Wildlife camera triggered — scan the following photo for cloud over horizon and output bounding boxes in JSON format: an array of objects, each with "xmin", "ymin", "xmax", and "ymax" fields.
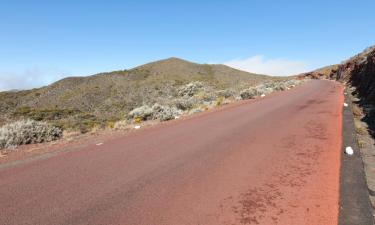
[
  {"xmin": 224, "ymin": 55, "xmax": 311, "ymax": 76},
  {"xmin": 0, "ymin": 68, "xmax": 68, "ymax": 92}
]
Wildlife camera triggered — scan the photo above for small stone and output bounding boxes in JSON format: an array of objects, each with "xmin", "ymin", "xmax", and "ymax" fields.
[{"xmin": 345, "ymin": 146, "xmax": 354, "ymax": 155}]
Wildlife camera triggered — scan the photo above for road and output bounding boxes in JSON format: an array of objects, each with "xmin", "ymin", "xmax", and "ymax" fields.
[{"xmin": 0, "ymin": 80, "xmax": 343, "ymax": 225}]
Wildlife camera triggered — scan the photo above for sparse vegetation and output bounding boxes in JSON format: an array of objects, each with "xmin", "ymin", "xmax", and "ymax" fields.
[
  {"xmin": 0, "ymin": 58, "xmax": 273, "ymax": 131},
  {"xmin": 113, "ymin": 120, "xmax": 128, "ymax": 130},
  {"xmin": 354, "ymin": 120, "xmax": 367, "ymax": 135},
  {"xmin": 151, "ymin": 104, "xmax": 182, "ymax": 121},
  {"xmin": 357, "ymin": 139, "xmax": 365, "ymax": 148},
  {"xmin": 0, "ymin": 57, "xmax": 306, "ymax": 149},
  {"xmin": 239, "ymin": 79, "xmax": 303, "ymax": 100},
  {"xmin": 128, "ymin": 105, "xmax": 154, "ymax": 120},
  {"xmin": 0, "ymin": 119, "xmax": 62, "ymax": 149},
  {"xmin": 352, "ymin": 104, "xmax": 363, "ymax": 118},
  {"xmin": 177, "ymin": 81, "xmax": 204, "ymax": 97},
  {"xmin": 134, "ymin": 117, "xmax": 142, "ymax": 124}
]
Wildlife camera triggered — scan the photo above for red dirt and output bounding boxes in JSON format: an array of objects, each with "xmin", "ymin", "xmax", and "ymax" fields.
[{"xmin": 0, "ymin": 80, "xmax": 343, "ymax": 225}]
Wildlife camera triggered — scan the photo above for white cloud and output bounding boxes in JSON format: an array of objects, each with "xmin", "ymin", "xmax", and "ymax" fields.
[
  {"xmin": 0, "ymin": 68, "xmax": 69, "ymax": 91},
  {"xmin": 224, "ymin": 55, "xmax": 311, "ymax": 76}
]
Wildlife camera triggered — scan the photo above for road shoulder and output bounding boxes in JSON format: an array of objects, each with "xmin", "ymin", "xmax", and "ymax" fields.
[{"xmin": 338, "ymin": 89, "xmax": 373, "ymax": 225}]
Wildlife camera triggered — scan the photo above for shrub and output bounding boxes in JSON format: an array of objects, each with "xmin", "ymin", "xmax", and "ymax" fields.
[
  {"xmin": 352, "ymin": 104, "xmax": 363, "ymax": 118},
  {"xmin": 238, "ymin": 79, "xmax": 303, "ymax": 101},
  {"xmin": 174, "ymin": 97, "xmax": 196, "ymax": 111},
  {"xmin": 0, "ymin": 119, "xmax": 62, "ymax": 149},
  {"xmin": 254, "ymin": 84, "xmax": 274, "ymax": 95},
  {"xmin": 215, "ymin": 97, "xmax": 224, "ymax": 106},
  {"xmin": 113, "ymin": 120, "xmax": 128, "ymax": 130},
  {"xmin": 216, "ymin": 89, "xmax": 234, "ymax": 98},
  {"xmin": 177, "ymin": 81, "xmax": 204, "ymax": 97},
  {"xmin": 354, "ymin": 119, "xmax": 367, "ymax": 135},
  {"xmin": 284, "ymin": 79, "xmax": 302, "ymax": 87},
  {"xmin": 152, "ymin": 104, "xmax": 182, "ymax": 121},
  {"xmin": 128, "ymin": 105, "xmax": 153, "ymax": 120},
  {"xmin": 273, "ymin": 83, "xmax": 287, "ymax": 91},
  {"xmin": 128, "ymin": 104, "xmax": 182, "ymax": 122},
  {"xmin": 106, "ymin": 121, "xmax": 115, "ymax": 129},
  {"xmin": 240, "ymin": 88, "xmax": 259, "ymax": 100},
  {"xmin": 189, "ymin": 108, "xmax": 203, "ymax": 114},
  {"xmin": 134, "ymin": 117, "xmax": 142, "ymax": 124}
]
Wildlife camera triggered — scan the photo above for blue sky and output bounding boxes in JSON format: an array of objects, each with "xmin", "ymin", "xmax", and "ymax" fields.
[{"xmin": 1, "ymin": 0, "xmax": 374, "ymax": 90}]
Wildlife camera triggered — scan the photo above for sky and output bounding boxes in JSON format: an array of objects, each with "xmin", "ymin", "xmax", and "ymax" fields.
[{"xmin": 1, "ymin": 0, "xmax": 375, "ymax": 91}]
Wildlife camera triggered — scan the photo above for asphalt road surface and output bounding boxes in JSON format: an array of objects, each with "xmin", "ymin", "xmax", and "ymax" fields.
[{"xmin": 0, "ymin": 80, "xmax": 344, "ymax": 225}]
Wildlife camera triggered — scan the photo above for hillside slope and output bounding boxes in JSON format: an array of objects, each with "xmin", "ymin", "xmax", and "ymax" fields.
[
  {"xmin": 335, "ymin": 46, "xmax": 375, "ymax": 103},
  {"xmin": 301, "ymin": 65, "xmax": 339, "ymax": 80},
  {"xmin": 302, "ymin": 45, "xmax": 375, "ymax": 104},
  {"xmin": 0, "ymin": 58, "xmax": 274, "ymax": 130}
]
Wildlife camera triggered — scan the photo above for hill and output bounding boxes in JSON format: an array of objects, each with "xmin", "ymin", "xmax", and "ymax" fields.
[
  {"xmin": 300, "ymin": 65, "xmax": 339, "ymax": 80},
  {"xmin": 0, "ymin": 57, "xmax": 275, "ymax": 131}
]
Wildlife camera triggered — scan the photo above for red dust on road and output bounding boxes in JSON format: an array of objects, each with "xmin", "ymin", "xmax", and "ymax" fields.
[{"xmin": 0, "ymin": 80, "xmax": 343, "ymax": 225}]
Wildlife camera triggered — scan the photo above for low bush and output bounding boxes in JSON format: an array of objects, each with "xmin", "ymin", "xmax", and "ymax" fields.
[
  {"xmin": 177, "ymin": 81, "xmax": 204, "ymax": 97},
  {"xmin": 240, "ymin": 88, "xmax": 259, "ymax": 100},
  {"xmin": 114, "ymin": 120, "xmax": 128, "ymax": 130},
  {"xmin": 174, "ymin": 97, "xmax": 196, "ymax": 110},
  {"xmin": 239, "ymin": 79, "xmax": 304, "ymax": 100},
  {"xmin": 134, "ymin": 117, "xmax": 142, "ymax": 124},
  {"xmin": 128, "ymin": 104, "xmax": 182, "ymax": 122},
  {"xmin": 0, "ymin": 119, "xmax": 62, "ymax": 149},
  {"xmin": 128, "ymin": 105, "xmax": 153, "ymax": 120},
  {"xmin": 216, "ymin": 89, "xmax": 234, "ymax": 98},
  {"xmin": 189, "ymin": 108, "xmax": 203, "ymax": 114},
  {"xmin": 215, "ymin": 97, "xmax": 224, "ymax": 106},
  {"xmin": 152, "ymin": 104, "xmax": 182, "ymax": 121},
  {"xmin": 352, "ymin": 104, "xmax": 363, "ymax": 118}
]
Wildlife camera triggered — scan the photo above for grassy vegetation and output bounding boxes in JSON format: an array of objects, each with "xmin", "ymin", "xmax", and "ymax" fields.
[
  {"xmin": 354, "ymin": 119, "xmax": 367, "ymax": 135},
  {"xmin": 0, "ymin": 57, "xmax": 275, "ymax": 134},
  {"xmin": 13, "ymin": 107, "xmax": 79, "ymax": 121},
  {"xmin": 352, "ymin": 104, "xmax": 363, "ymax": 118},
  {"xmin": 11, "ymin": 107, "xmax": 118, "ymax": 133}
]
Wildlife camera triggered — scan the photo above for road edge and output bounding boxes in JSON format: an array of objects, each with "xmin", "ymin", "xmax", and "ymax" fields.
[{"xmin": 338, "ymin": 89, "xmax": 374, "ymax": 225}]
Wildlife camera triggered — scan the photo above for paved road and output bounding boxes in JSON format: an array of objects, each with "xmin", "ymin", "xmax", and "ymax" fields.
[{"xmin": 0, "ymin": 80, "xmax": 343, "ymax": 225}]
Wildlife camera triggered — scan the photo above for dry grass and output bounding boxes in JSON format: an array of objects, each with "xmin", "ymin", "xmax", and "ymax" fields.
[
  {"xmin": 62, "ymin": 130, "xmax": 81, "ymax": 140},
  {"xmin": 352, "ymin": 104, "xmax": 363, "ymax": 118},
  {"xmin": 357, "ymin": 139, "xmax": 365, "ymax": 148},
  {"xmin": 354, "ymin": 119, "xmax": 367, "ymax": 135}
]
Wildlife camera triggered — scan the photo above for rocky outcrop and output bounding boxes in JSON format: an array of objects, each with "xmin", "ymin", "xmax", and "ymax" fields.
[
  {"xmin": 300, "ymin": 45, "xmax": 375, "ymax": 105},
  {"xmin": 336, "ymin": 46, "xmax": 375, "ymax": 105},
  {"xmin": 300, "ymin": 65, "xmax": 339, "ymax": 80}
]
